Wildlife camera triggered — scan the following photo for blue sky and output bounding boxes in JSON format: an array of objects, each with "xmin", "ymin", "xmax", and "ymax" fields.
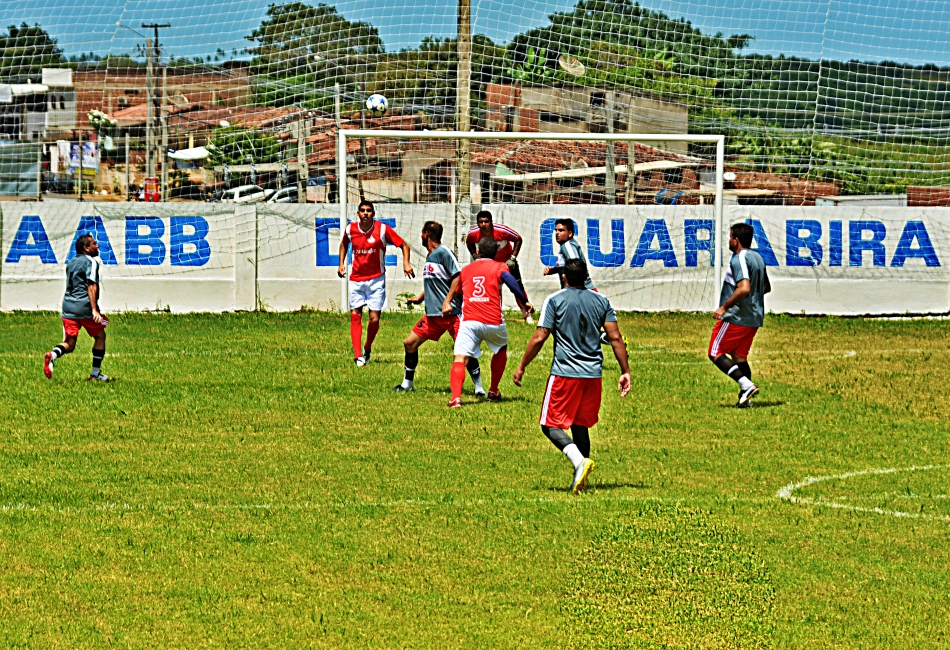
[{"xmin": 4, "ymin": 0, "xmax": 950, "ymax": 66}]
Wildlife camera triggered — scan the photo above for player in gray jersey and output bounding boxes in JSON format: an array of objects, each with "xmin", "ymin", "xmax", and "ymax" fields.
[
  {"xmin": 394, "ymin": 221, "xmax": 484, "ymax": 394},
  {"xmin": 543, "ymin": 218, "xmax": 595, "ymax": 291},
  {"xmin": 514, "ymin": 259, "xmax": 631, "ymax": 494},
  {"xmin": 708, "ymin": 222, "xmax": 771, "ymax": 407},
  {"xmin": 43, "ymin": 234, "xmax": 110, "ymax": 381}
]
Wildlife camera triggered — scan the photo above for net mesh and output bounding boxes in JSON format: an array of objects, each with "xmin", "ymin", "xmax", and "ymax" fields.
[{"xmin": 0, "ymin": 0, "xmax": 947, "ymax": 197}]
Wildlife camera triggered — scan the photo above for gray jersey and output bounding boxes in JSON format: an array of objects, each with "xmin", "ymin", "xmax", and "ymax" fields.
[
  {"xmin": 539, "ymin": 287, "xmax": 618, "ymax": 379},
  {"xmin": 61, "ymin": 254, "xmax": 101, "ymax": 319},
  {"xmin": 720, "ymin": 249, "xmax": 768, "ymax": 328},
  {"xmin": 423, "ymin": 245, "xmax": 462, "ymax": 317},
  {"xmin": 556, "ymin": 239, "xmax": 595, "ymax": 290}
]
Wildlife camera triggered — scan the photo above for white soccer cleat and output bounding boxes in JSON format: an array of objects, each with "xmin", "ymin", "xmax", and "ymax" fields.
[
  {"xmin": 737, "ymin": 384, "xmax": 759, "ymax": 407},
  {"xmin": 570, "ymin": 459, "xmax": 595, "ymax": 494},
  {"xmin": 87, "ymin": 373, "xmax": 110, "ymax": 382},
  {"xmin": 525, "ymin": 315, "xmax": 535, "ymax": 325},
  {"xmin": 355, "ymin": 357, "xmax": 366, "ymax": 367},
  {"xmin": 474, "ymin": 388, "xmax": 487, "ymax": 398}
]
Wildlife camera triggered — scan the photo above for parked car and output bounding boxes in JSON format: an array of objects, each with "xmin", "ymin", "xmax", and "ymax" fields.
[
  {"xmin": 218, "ymin": 184, "xmax": 273, "ymax": 204},
  {"xmin": 265, "ymin": 186, "xmax": 299, "ymax": 204}
]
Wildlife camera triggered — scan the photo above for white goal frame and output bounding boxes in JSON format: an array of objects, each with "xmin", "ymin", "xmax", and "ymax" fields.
[{"xmin": 337, "ymin": 130, "xmax": 725, "ymax": 312}]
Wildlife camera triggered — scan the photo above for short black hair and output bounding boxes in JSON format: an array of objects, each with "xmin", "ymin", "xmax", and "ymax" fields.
[
  {"xmin": 357, "ymin": 199, "xmax": 375, "ymax": 212},
  {"xmin": 554, "ymin": 218, "xmax": 575, "ymax": 235},
  {"xmin": 476, "ymin": 210, "xmax": 493, "ymax": 223},
  {"xmin": 75, "ymin": 234, "xmax": 95, "ymax": 255},
  {"xmin": 564, "ymin": 258, "xmax": 589, "ymax": 288},
  {"xmin": 731, "ymin": 222, "xmax": 754, "ymax": 248},
  {"xmin": 477, "ymin": 237, "xmax": 499, "ymax": 259},
  {"xmin": 423, "ymin": 220, "xmax": 443, "ymax": 243}
]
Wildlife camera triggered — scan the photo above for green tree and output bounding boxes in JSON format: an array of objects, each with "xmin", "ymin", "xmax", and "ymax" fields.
[
  {"xmin": 208, "ymin": 124, "xmax": 280, "ymax": 167},
  {"xmin": 0, "ymin": 23, "xmax": 65, "ymax": 81},
  {"xmin": 246, "ymin": 2, "xmax": 383, "ymax": 107}
]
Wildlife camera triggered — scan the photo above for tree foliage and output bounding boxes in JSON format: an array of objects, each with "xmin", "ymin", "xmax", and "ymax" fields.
[
  {"xmin": 208, "ymin": 124, "xmax": 281, "ymax": 167},
  {"xmin": 0, "ymin": 22, "xmax": 64, "ymax": 81}
]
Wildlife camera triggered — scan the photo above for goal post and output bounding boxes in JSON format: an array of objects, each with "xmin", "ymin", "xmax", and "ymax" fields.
[{"xmin": 337, "ymin": 129, "xmax": 725, "ymax": 313}]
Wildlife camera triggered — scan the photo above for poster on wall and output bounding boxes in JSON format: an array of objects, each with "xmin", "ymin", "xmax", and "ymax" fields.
[{"xmin": 68, "ymin": 142, "xmax": 98, "ymax": 171}]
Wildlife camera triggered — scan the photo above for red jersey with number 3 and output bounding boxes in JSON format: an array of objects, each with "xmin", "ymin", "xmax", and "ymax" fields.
[
  {"xmin": 345, "ymin": 220, "xmax": 405, "ymax": 282},
  {"xmin": 459, "ymin": 258, "xmax": 508, "ymax": 325}
]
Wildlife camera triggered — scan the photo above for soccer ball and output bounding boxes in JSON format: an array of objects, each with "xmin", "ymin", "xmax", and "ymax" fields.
[{"xmin": 365, "ymin": 94, "xmax": 388, "ymax": 117}]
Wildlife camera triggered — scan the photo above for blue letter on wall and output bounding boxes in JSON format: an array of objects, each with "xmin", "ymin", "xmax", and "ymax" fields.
[
  {"xmin": 786, "ymin": 220, "xmax": 823, "ymax": 266},
  {"xmin": 540, "ymin": 218, "xmax": 558, "ymax": 266},
  {"xmin": 891, "ymin": 221, "xmax": 940, "ymax": 267},
  {"xmin": 829, "ymin": 221, "xmax": 843, "ymax": 267},
  {"xmin": 587, "ymin": 218, "xmax": 624, "ymax": 267},
  {"xmin": 316, "ymin": 218, "xmax": 341, "ymax": 266},
  {"xmin": 744, "ymin": 219, "xmax": 779, "ymax": 266},
  {"xmin": 849, "ymin": 220, "xmax": 886, "ymax": 267},
  {"xmin": 67, "ymin": 216, "xmax": 117, "ymax": 264},
  {"xmin": 631, "ymin": 219, "xmax": 678, "ymax": 267},
  {"xmin": 170, "ymin": 217, "xmax": 211, "ymax": 266},
  {"xmin": 684, "ymin": 219, "xmax": 714, "ymax": 267},
  {"xmin": 126, "ymin": 217, "xmax": 166, "ymax": 265},
  {"xmin": 5, "ymin": 216, "xmax": 57, "ymax": 264}
]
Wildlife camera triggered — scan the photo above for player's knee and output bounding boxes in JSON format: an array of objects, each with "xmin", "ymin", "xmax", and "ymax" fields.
[
  {"xmin": 708, "ymin": 353, "xmax": 719, "ymax": 363},
  {"xmin": 403, "ymin": 337, "xmax": 419, "ymax": 352},
  {"xmin": 368, "ymin": 313, "xmax": 380, "ymax": 324}
]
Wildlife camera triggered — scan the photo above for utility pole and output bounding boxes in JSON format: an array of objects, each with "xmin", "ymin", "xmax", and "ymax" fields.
[
  {"xmin": 142, "ymin": 23, "xmax": 170, "ymax": 182},
  {"xmin": 145, "ymin": 37, "xmax": 154, "ymax": 178},
  {"xmin": 78, "ymin": 129, "xmax": 84, "ymax": 202},
  {"xmin": 456, "ymin": 0, "xmax": 472, "ymax": 254},
  {"xmin": 161, "ymin": 66, "xmax": 168, "ymax": 201},
  {"xmin": 605, "ymin": 91, "xmax": 616, "ymax": 204},
  {"xmin": 125, "ymin": 132, "xmax": 131, "ymax": 201}
]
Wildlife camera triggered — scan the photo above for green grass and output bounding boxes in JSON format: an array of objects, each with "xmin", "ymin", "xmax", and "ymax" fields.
[{"xmin": 1, "ymin": 310, "xmax": 949, "ymax": 648}]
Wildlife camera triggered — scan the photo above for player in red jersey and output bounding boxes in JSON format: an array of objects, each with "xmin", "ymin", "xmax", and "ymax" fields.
[
  {"xmin": 337, "ymin": 200, "xmax": 414, "ymax": 365},
  {"xmin": 442, "ymin": 237, "xmax": 533, "ymax": 407},
  {"xmin": 465, "ymin": 210, "xmax": 532, "ymax": 322}
]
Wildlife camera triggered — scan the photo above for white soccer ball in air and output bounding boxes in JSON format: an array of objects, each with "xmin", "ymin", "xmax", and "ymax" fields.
[{"xmin": 365, "ymin": 93, "xmax": 388, "ymax": 117}]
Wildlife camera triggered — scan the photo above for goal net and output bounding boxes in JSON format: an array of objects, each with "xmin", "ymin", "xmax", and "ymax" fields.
[{"xmin": 334, "ymin": 130, "xmax": 724, "ymax": 314}]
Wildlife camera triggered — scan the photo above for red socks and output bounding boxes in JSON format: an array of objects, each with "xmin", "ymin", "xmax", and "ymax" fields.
[
  {"xmin": 489, "ymin": 350, "xmax": 507, "ymax": 393},
  {"xmin": 450, "ymin": 361, "xmax": 466, "ymax": 400},
  {"xmin": 365, "ymin": 318, "xmax": 380, "ymax": 352},
  {"xmin": 349, "ymin": 311, "xmax": 363, "ymax": 359}
]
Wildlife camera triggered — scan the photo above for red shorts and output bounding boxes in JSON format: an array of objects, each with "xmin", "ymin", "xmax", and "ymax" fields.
[
  {"xmin": 412, "ymin": 314, "xmax": 461, "ymax": 342},
  {"xmin": 540, "ymin": 375, "xmax": 602, "ymax": 429},
  {"xmin": 708, "ymin": 320, "xmax": 757, "ymax": 359},
  {"xmin": 62, "ymin": 317, "xmax": 108, "ymax": 338}
]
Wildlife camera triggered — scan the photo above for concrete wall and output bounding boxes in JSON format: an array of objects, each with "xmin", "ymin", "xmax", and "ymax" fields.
[{"xmin": 3, "ymin": 201, "xmax": 948, "ymax": 316}]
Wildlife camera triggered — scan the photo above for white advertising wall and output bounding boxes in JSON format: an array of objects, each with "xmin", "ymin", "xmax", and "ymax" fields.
[{"xmin": 2, "ymin": 200, "xmax": 949, "ymax": 315}]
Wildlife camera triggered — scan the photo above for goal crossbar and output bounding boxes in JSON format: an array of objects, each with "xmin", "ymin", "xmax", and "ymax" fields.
[{"xmin": 337, "ymin": 130, "xmax": 725, "ymax": 311}]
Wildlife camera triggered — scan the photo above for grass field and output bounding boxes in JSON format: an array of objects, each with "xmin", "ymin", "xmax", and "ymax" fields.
[{"xmin": 1, "ymin": 310, "xmax": 949, "ymax": 648}]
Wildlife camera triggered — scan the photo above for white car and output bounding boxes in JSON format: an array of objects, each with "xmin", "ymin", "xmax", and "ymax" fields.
[
  {"xmin": 265, "ymin": 186, "xmax": 299, "ymax": 204},
  {"xmin": 219, "ymin": 185, "xmax": 272, "ymax": 204}
]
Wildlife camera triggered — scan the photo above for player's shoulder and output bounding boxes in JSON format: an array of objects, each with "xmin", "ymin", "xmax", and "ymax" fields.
[
  {"xmin": 466, "ymin": 226, "xmax": 480, "ymax": 239},
  {"xmin": 493, "ymin": 223, "xmax": 520, "ymax": 238},
  {"xmin": 742, "ymin": 249, "xmax": 766, "ymax": 267}
]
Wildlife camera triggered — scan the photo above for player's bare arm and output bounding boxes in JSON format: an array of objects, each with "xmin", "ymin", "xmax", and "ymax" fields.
[
  {"xmin": 88, "ymin": 282, "xmax": 103, "ymax": 324},
  {"xmin": 337, "ymin": 233, "xmax": 350, "ymax": 278},
  {"xmin": 713, "ymin": 279, "xmax": 751, "ymax": 320},
  {"xmin": 512, "ymin": 327, "xmax": 550, "ymax": 386},
  {"xmin": 441, "ymin": 277, "xmax": 460, "ymax": 316},
  {"xmin": 407, "ymin": 290, "xmax": 425, "ymax": 305},
  {"xmin": 511, "ymin": 235, "xmax": 523, "ymax": 259},
  {"xmin": 603, "ymin": 321, "xmax": 631, "ymax": 397},
  {"xmin": 400, "ymin": 242, "xmax": 415, "ymax": 278},
  {"xmin": 466, "ymin": 239, "xmax": 477, "ymax": 258}
]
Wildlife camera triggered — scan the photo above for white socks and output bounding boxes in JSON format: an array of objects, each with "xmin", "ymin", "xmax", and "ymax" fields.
[
  {"xmin": 401, "ymin": 379, "xmax": 414, "ymax": 390},
  {"xmin": 471, "ymin": 375, "xmax": 484, "ymax": 393},
  {"xmin": 738, "ymin": 376, "xmax": 754, "ymax": 391},
  {"xmin": 563, "ymin": 443, "xmax": 585, "ymax": 470}
]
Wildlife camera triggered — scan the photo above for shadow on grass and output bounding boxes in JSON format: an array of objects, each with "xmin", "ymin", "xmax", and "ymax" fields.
[
  {"xmin": 536, "ymin": 482, "xmax": 648, "ymax": 493},
  {"xmin": 718, "ymin": 400, "xmax": 786, "ymax": 409}
]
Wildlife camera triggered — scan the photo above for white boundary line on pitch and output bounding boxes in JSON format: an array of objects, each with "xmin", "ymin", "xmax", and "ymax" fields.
[{"xmin": 777, "ymin": 464, "xmax": 950, "ymax": 522}]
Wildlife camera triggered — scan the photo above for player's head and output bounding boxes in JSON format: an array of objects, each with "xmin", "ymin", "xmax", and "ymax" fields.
[
  {"xmin": 422, "ymin": 220, "xmax": 443, "ymax": 246},
  {"xmin": 564, "ymin": 258, "xmax": 588, "ymax": 288},
  {"xmin": 476, "ymin": 236, "xmax": 499, "ymax": 259},
  {"xmin": 476, "ymin": 210, "xmax": 493, "ymax": 233},
  {"xmin": 554, "ymin": 219, "xmax": 575, "ymax": 244},
  {"xmin": 729, "ymin": 223, "xmax": 754, "ymax": 252},
  {"xmin": 356, "ymin": 200, "xmax": 375, "ymax": 220},
  {"xmin": 75, "ymin": 233, "xmax": 99, "ymax": 257}
]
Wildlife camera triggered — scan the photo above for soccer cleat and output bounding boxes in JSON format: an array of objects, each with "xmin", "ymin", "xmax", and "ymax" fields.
[
  {"xmin": 392, "ymin": 384, "xmax": 414, "ymax": 392},
  {"xmin": 447, "ymin": 397, "xmax": 462, "ymax": 408},
  {"xmin": 474, "ymin": 388, "xmax": 487, "ymax": 398},
  {"xmin": 736, "ymin": 399, "xmax": 751, "ymax": 409},
  {"xmin": 43, "ymin": 352, "xmax": 53, "ymax": 379},
  {"xmin": 87, "ymin": 373, "xmax": 110, "ymax": 382},
  {"xmin": 570, "ymin": 459, "xmax": 595, "ymax": 494},
  {"xmin": 355, "ymin": 356, "xmax": 366, "ymax": 367},
  {"xmin": 525, "ymin": 315, "xmax": 535, "ymax": 325},
  {"xmin": 737, "ymin": 384, "xmax": 759, "ymax": 406},
  {"xmin": 362, "ymin": 347, "xmax": 372, "ymax": 363},
  {"xmin": 486, "ymin": 390, "xmax": 502, "ymax": 403}
]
